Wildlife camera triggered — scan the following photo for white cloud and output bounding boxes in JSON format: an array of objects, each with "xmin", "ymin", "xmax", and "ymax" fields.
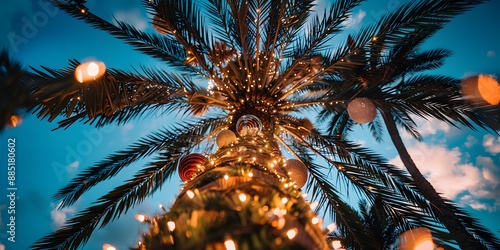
[
  {"xmin": 66, "ymin": 160, "xmax": 79, "ymax": 174},
  {"xmin": 464, "ymin": 135, "xmax": 478, "ymax": 148},
  {"xmin": 113, "ymin": 10, "xmax": 148, "ymax": 31},
  {"xmin": 401, "ymin": 116, "xmax": 450, "ymax": 140},
  {"xmin": 487, "ymin": 50, "xmax": 496, "ymax": 58},
  {"xmin": 120, "ymin": 122, "xmax": 135, "ymax": 142},
  {"xmin": 390, "ymin": 143, "xmax": 500, "ymax": 211},
  {"xmin": 342, "ymin": 10, "xmax": 366, "ymax": 28},
  {"xmin": 483, "ymin": 134, "xmax": 500, "ymax": 155},
  {"xmin": 50, "ymin": 203, "xmax": 77, "ymax": 229}
]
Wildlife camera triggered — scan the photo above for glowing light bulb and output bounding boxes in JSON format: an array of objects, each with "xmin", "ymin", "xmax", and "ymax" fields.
[
  {"xmin": 103, "ymin": 243, "xmax": 116, "ymax": 250},
  {"xmin": 167, "ymin": 221, "xmax": 176, "ymax": 231},
  {"xmin": 135, "ymin": 214, "xmax": 146, "ymax": 222},
  {"xmin": 331, "ymin": 240, "xmax": 342, "ymax": 249},
  {"xmin": 238, "ymin": 193, "xmax": 247, "ymax": 202},
  {"xmin": 224, "ymin": 239, "xmax": 236, "ymax": 250},
  {"xmin": 281, "ymin": 197, "xmax": 288, "ymax": 204},
  {"xmin": 286, "ymin": 228, "xmax": 298, "ymax": 239},
  {"xmin": 311, "ymin": 217, "xmax": 320, "ymax": 225},
  {"xmin": 87, "ymin": 62, "xmax": 99, "ymax": 76},
  {"xmin": 327, "ymin": 223, "xmax": 337, "ymax": 232},
  {"xmin": 186, "ymin": 190, "xmax": 195, "ymax": 199},
  {"xmin": 224, "ymin": 175, "xmax": 229, "ymax": 180},
  {"xmin": 309, "ymin": 202, "xmax": 319, "ymax": 210},
  {"xmin": 75, "ymin": 61, "xmax": 105, "ymax": 83}
]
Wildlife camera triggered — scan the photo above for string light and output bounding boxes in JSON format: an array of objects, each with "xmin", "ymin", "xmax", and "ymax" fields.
[
  {"xmin": 186, "ymin": 190, "xmax": 195, "ymax": 199},
  {"xmin": 135, "ymin": 214, "xmax": 146, "ymax": 222},
  {"xmin": 311, "ymin": 217, "xmax": 320, "ymax": 225},
  {"xmin": 331, "ymin": 240, "xmax": 342, "ymax": 249},
  {"xmin": 102, "ymin": 243, "xmax": 116, "ymax": 250},
  {"xmin": 224, "ymin": 239, "xmax": 236, "ymax": 250},
  {"xmin": 167, "ymin": 221, "xmax": 176, "ymax": 231},
  {"xmin": 286, "ymin": 228, "xmax": 298, "ymax": 239},
  {"xmin": 238, "ymin": 193, "xmax": 248, "ymax": 202},
  {"xmin": 327, "ymin": 223, "xmax": 337, "ymax": 232}
]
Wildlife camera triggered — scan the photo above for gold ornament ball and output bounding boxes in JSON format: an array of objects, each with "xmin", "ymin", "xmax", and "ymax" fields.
[
  {"xmin": 216, "ymin": 130, "xmax": 237, "ymax": 148},
  {"xmin": 347, "ymin": 97, "xmax": 377, "ymax": 124},
  {"xmin": 285, "ymin": 159, "xmax": 308, "ymax": 188}
]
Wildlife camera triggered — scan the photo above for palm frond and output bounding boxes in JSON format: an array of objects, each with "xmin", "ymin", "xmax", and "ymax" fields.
[
  {"xmin": 33, "ymin": 155, "xmax": 178, "ymax": 250},
  {"xmin": 53, "ymin": 117, "xmax": 226, "ymax": 208},
  {"xmin": 49, "ymin": 0, "xmax": 195, "ymax": 72},
  {"xmin": 28, "ymin": 62, "xmax": 192, "ymax": 129}
]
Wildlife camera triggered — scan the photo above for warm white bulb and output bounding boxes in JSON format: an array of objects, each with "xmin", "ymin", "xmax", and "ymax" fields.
[
  {"xmin": 186, "ymin": 190, "xmax": 195, "ymax": 199},
  {"xmin": 135, "ymin": 214, "xmax": 145, "ymax": 222},
  {"xmin": 327, "ymin": 223, "xmax": 337, "ymax": 232},
  {"xmin": 102, "ymin": 243, "xmax": 116, "ymax": 250},
  {"xmin": 224, "ymin": 175, "xmax": 229, "ymax": 180},
  {"xmin": 224, "ymin": 239, "xmax": 236, "ymax": 250},
  {"xmin": 238, "ymin": 193, "xmax": 247, "ymax": 202},
  {"xmin": 309, "ymin": 202, "xmax": 319, "ymax": 210},
  {"xmin": 167, "ymin": 221, "xmax": 176, "ymax": 231},
  {"xmin": 286, "ymin": 228, "xmax": 298, "ymax": 239},
  {"xmin": 331, "ymin": 240, "xmax": 342, "ymax": 249},
  {"xmin": 311, "ymin": 217, "xmax": 320, "ymax": 225},
  {"xmin": 87, "ymin": 62, "xmax": 100, "ymax": 77},
  {"xmin": 281, "ymin": 197, "xmax": 288, "ymax": 204}
]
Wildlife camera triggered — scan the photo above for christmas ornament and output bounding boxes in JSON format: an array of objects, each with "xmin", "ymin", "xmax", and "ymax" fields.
[
  {"xmin": 461, "ymin": 75, "xmax": 500, "ymax": 105},
  {"xmin": 216, "ymin": 130, "xmax": 237, "ymax": 148},
  {"xmin": 285, "ymin": 159, "xmax": 308, "ymax": 188},
  {"xmin": 236, "ymin": 115, "xmax": 262, "ymax": 136},
  {"xmin": 179, "ymin": 153, "xmax": 206, "ymax": 182},
  {"xmin": 347, "ymin": 97, "xmax": 377, "ymax": 124}
]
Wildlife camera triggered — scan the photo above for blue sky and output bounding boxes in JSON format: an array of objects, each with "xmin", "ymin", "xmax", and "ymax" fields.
[{"xmin": 1, "ymin": 0, "xmax": 500, "ymax": 249}]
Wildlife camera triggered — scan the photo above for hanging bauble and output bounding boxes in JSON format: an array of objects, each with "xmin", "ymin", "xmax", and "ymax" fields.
[
  {"xmin": 285, "ymin": 159, "xmax": 308, "ymax": 188},
  {"xmin": 347, "ymin": 97, "xmax": 377, "ymax": 124},
  {"xmin": 216, "ymin": 130, "xmax": 237, "ymax": 148},
  {"xmin": 461, "ymin": 74, "xmax": 500, "ymax": 105},
  {"xmin": 236, "ymin": 115, "xmax": 262, "ymax": 137},
  {"xmin": 179, "ymin": 154, "xmax": 206, "ymax": 182},
  {"xmin": 152, "ymin": 15, "xmax": 173, "ymax": 35}
]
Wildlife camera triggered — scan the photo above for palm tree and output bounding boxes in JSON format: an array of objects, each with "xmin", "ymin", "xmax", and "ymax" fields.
[
  {"xmin": 319, "ymin": 26, "xmax": 500, "ymax": 249},
  {"xmin": 357, "ymin": 198, "xmax": 400, "ymax": 250},
  {"xmin": 2, "ymin": 0, "xmax": 498, "ymax": 249}
]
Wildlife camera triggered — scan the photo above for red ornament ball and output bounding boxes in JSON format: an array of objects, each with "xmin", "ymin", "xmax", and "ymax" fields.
[
  {"xmin": 179, "ymin": 154, "xmax": 206, "ymax": 182},
  {"xmin": 236, "ymin": 115, "xmax": 263, "ymax": 136}
]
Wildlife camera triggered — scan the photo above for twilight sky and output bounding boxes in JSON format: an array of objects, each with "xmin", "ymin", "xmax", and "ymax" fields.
[{"xmin": 1, "ymin": 1, "xmax": 500, "ymax": 249}]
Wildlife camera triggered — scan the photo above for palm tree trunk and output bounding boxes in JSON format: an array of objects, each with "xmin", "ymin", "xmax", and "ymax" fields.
[
  {"xmin": 139, "ymin": 135, "xmax": 330, "ymax": 249},
  {"xmin": 381, "ymin": 110, "xmax": 482, "ymax": 250}
]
